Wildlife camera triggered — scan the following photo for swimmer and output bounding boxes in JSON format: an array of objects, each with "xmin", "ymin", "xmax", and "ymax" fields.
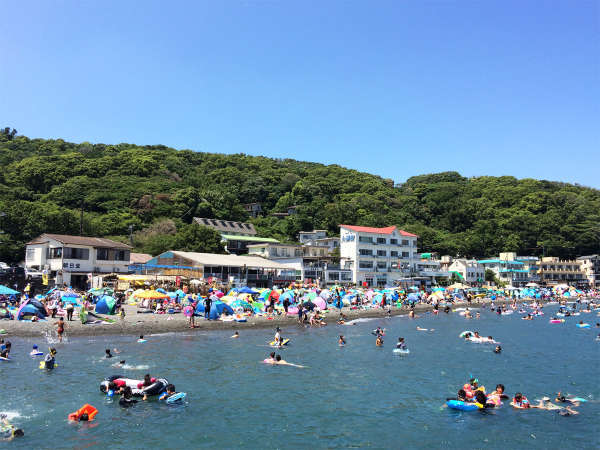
[
  {"xmin": 494, "ymin": 345, "xmax": 502, "ymax": 353},
  {"xmin": 475, "ymin": 312, "xmax": 480, "ymax": 319},
  {"xmin": 409, "ymin": 310, "xmax": 415, "ymax": 319},
  {"xmin": 111, "ymin": 360, "xmax": 126, "ymax": 368},
  {"xmin": 376, "ymin": 335, "xmax": 384, "ymax": 346},
  {"xmin": 372, "ymin": 327, "xmax": 384, "ymax": 336},
  {"xmin": 511, "ymin": 392, "xmax": 531, "ymax": 408},
  {"xmin": 522, "ymin": 314, "xmax": 533, "ymax": 320},
  {"xmin": 474, "ymin": 390, "xmax": 492, "ymax": 408},
  {"xmin": 486, "ymin": 384, "xmax": 506, "ymax": 406},
  {"xmin": 531, "ymin": 397, "xmax": 562, "ymax": 410},
  {"xmin": 159, "ymin": 383, "xmax": 178, "ymax": 400},
  {"xmin": 555, "ymin": 392, "xmax": 581, "ymax": 405},
  {"xmin": 231, "ymin": 331, "xmax": 239, "ymax": 339},
  {"xmin": 30, "ymin": 344, "xmax": 41, "ymax": 356},
  {"xmin": 396, "ymin": 337, "xmax": 406, "ymax": 350},
  {"xmin": 558, "ymin": 406, "xmax": 579, "ymax": 416},
  {"xmin": 119, "ymin": 386, "xmax": 137, "ymax": 408},
  {"xmin": 0, "ymin": 414, "xmax": 24, "ymax": 441},
  {"xmin": 264, "ymin": 352, "xmax": 276, "ymax": 363},
  {"xmin": 338, "ymin": 335, "xmax": 346, "ymax": 346},
  {"xmin": 105, "ymin": 349, "xmax": 113, "ymax": 358},
  {"xmin": 272, "ymin": 354, "xmax": 305, "ymax": 368},
  {"xmin": 43, "ymin": 347, "xmax": 57, "ymax": 369},
  {"xmin": 137, "ymin": 335, "xmax": 146, "ymax": 343}
]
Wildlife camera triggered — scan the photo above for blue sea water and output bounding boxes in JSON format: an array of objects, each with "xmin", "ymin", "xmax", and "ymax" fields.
[{"xmin": 1, "ymin": 305, "xmax": 599, "ymax": 449}]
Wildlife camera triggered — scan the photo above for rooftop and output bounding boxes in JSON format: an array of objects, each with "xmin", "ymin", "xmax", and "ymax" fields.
[
  {"xmin": 221, "ymin": 234, "xmax": 279, "ymax": 243},
  {"xmin": 193, "ymin": 217, "xmax": 256, "ymax": 235},
  {"xmin": 27, "ymin": 234, "xmax": 131, "ymax": 249},
  {"xmin": 478, "ymin": 259, "xmax": 524, "ymax": 265},
  {"xmin": 339, "ymin": 225, "xmax": 418, "ymax": 237},
  {"xmin": 162, "ymin": 251, "xmax": 294, "ymax": 270},
  {"xmin": 130, "ymin": 252, "xmax": 153, "ymax": 264}
]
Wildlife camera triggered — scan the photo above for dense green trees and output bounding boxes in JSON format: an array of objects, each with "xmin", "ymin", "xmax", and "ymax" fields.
[{"xmin": 0, "ymin": 131, "xmax": 599, "ymax": 263}]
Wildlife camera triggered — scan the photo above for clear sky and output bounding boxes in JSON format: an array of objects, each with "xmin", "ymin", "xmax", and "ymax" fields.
[{"xmin": 1, "ymin": 1, "xmax": 598, "ymax": 187}]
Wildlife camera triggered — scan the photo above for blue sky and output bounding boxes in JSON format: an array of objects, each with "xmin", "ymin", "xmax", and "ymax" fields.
[{"xmin": 1, "ymin": 1, "xmax": 598, "ymax": 187}]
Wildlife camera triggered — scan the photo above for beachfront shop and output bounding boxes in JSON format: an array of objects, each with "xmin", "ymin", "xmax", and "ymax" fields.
[{"xmin": 140, "ymin": 251, "xmax": 296, "ymax": 288}]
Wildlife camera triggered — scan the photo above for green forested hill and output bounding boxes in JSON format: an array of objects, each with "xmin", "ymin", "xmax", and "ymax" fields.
[{"xmin": 1, "ymin": 130, "xmax": 599, "ymax": 263}]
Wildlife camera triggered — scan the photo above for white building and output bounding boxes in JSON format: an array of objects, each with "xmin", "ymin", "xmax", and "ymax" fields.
[
  {"xmin": 577, "ymin": 255, "xmax": 600, "ymax": 287},
  {"xmin": 339, "ymin": 225, "xmax": 418, "ymax": 287},
  {"xmin": 448, "ymin": 258, "xmax": 485, "ymax": 284},
  {"xmin": 247, "ymin": 242, "xmax": 351, "ymax": 286},
  {"xmin": 298, "ymin": 230, "xmax": 327, "ymax": 244},
  {"xmin": 25, "ymin": 234, "xmax": 132, "ymax": 289}
]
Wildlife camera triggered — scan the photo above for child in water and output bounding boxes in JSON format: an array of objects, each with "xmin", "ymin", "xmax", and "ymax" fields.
[
  {"xmin": 376, "ymin": 335, "xmax": 384, "ymax": 346},
  {"xmin": 119, "ymin": 386, "xmax": 137, "ymax": 408},
  {"xmin": 396, "ymin": 337, "xmax": 406, "ymax": 350},
  {"xmin": 56, "ymin": 317, "xmax": 65, "ymax": 342},
  {"xmin": 43, "ymin": 348, "xmax": 57, "ymax": 369},
  {"xmin": 105, "ymin": 349, "xmax": 113, "ymax": 358},
  {"xmin": 231, "ymin": 331, "xmax": 239, "ymax": 339},
  {"xmin": 137, "ymin": 335, "xmax": 146, "ymax": 343},
  {"xmin": 159, "ymin": 384, "xmax": 178, "ymax": 400},
  {"xmin": 338, "ymin": 335, "xmax": 346, "ymax": 346}
]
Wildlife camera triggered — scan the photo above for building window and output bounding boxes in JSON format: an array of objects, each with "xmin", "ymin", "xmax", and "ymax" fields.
[
  {"xmin": 377, "ymin": 250, "xmax": 386, "ymax": 257},
  {"xmin": 114, "ymin": 250, "xmax": 129, "ymax": 261},
  {"xmin": 376, "ymin": 238, "xmax": 386, "ymax": 244},
  {"xmin": 390, "ymin": 251, "xmax": 398, "ymax": 257},
  {"xmin": 390, "ymin": 239, "xmax": 397, "ymax": 245},
  {"xmin": 402, "ymin": 252, "xmax": 409, "ymax": 258},
  {"xmin": 401, "ymin": 240, "xmax": 409, "ymax": 246},
  {"xmin": 359, "ymin": 236, "xmax": 373, "ymax": 244},
  {"xmin": 359, "ymin": 261, "xmax": 373, "ymax": 269},
  {"xmin": 97, "ymin": 249, "xmax": 110, "ymax": 260},
  {"xmin": 377, "ymin": 262, "xmax": 387, "ymax": 269},
  {"xmin": 328, "ymin": 272, "xmax": 339, "ymax": 281},
  {"xmin": 359, "ymin": 249, "xmax": 373, "ymax": 256},
  {"xmin": 64, "ymin": 247, "xmax": 90, "ymax": 260},
  {"xmin": 46, "ymin": 247, "xmax": 63, "ymax": 259}
]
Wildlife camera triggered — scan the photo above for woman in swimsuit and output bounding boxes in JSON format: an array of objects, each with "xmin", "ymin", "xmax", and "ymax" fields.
[{"xmin": 56, "ymin": 317, "xmax": 65, "ymax": 342}]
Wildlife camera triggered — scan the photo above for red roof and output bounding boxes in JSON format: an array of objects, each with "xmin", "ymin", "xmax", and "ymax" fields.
[{"xmin": 339, "ymin": 225, "xmax": 418, "ymax": 237}]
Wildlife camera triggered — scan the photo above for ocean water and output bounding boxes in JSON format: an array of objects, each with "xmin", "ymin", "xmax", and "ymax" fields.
[{"xmin": 1, "ymin": 305, "xmax": 599, "ymax": 449}]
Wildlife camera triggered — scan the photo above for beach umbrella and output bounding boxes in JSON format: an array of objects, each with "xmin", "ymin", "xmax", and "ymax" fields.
[
  {"xmin": 215, "ymin": 291, "xmax": 225, "ymax": 298},
  {"xmin": 280, "ymin": 291, "xmax": 295, "ymax": 302},
  {"xmin": 0, "ymin": 285, "xmax": 19, "ymax": 295},
  {"xmin": 231, "ymin": 299, "xmax": 252, "ymax": 310},
  {"xmin": 319, "ymin": 289, "xmax": 331, "ymax": 300}
]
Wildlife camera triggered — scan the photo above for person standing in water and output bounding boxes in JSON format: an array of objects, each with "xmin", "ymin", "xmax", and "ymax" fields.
[
  {"xmin": 44, "ymin": 348, "xmax": 57, "ymax": 369},
  {"xmin": 339, "ymin": 335, "xmax": 346, "ymax": 346},
  {"xmin": 55, "ymin": 317, "xmax": 65, "ymax": 342}
]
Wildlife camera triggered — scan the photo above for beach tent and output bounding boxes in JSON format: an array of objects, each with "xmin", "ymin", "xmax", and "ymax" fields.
[
  {"xmin": 95, "ymin": 295, "xmax": 116, "ymax": 315},
  {"xmin": 231, "ymin": 299, "xmax": 252, "ymax": 310},
  {"xmin": 17, "ymin": 300, "xmax": 47, "ymax": 320},
  {"xmin": 0, "ymin": 285, "xmax": 19, "ymax": 295},
  {"xmin": 238, "ymin": 287, "xmax": 258, "ymax": 295},
  {"xmin": 313, "ymin": 297, "xmax": 327, "ymax": 310},
  {"xmin": 209, "ymin": 301, "xmax": 234, "ymax": 319}
]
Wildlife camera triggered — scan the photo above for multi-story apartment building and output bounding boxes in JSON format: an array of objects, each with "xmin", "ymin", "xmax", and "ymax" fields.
[
  {"xmin": 339, "ymin": 225, "xmax": 418, "ymax": 287},
  {"xmin": 538, "ymin": 257, "xmax": 586, "ymax": 286},
  {"xmin": 577, "ymin": 255, "xmax": 600, "ymax": 287},
  {"xmin": 478, "ymin": 255, "xmax": 529, "ymax": 287}
]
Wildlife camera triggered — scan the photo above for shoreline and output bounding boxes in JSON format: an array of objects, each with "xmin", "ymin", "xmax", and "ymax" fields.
[{"xmin": 0, "ymin": 298, "xmax": 530, "ymax": 338}]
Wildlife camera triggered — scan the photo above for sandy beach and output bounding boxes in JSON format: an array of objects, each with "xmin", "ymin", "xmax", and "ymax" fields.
[{"xmin": 0, "ymin": 299, "xmax": 518, "ymax": 338}]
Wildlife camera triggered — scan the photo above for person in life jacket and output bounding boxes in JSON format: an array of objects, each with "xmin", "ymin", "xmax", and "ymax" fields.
[{"xmin": 512, "ymin": 392, "xmax": 530, "ymax": 408}]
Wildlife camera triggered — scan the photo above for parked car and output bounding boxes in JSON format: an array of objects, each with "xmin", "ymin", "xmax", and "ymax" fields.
[{"xmin": 25, "ymin": 268, "xmax": 44, "ymax": 279}]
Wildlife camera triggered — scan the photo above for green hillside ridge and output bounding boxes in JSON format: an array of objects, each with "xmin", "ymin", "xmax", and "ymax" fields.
[{"xmin": 1, "ymin": 129, "xmax": 599, "ymax": 263}]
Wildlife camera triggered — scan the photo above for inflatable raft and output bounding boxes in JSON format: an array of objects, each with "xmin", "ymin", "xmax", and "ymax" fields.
[
  {"xmin": 446, "ymin": 400, "xmax": 481, "ymax": 411},
  {"xmin": 100, "ymin": 375, "xmax": 169, "ymax": 397}
]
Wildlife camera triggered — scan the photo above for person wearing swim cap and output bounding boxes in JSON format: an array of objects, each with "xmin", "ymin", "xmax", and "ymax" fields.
[{"xmin": 30, "ymin": 344, "xmax": 40, "ymax": 356}]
